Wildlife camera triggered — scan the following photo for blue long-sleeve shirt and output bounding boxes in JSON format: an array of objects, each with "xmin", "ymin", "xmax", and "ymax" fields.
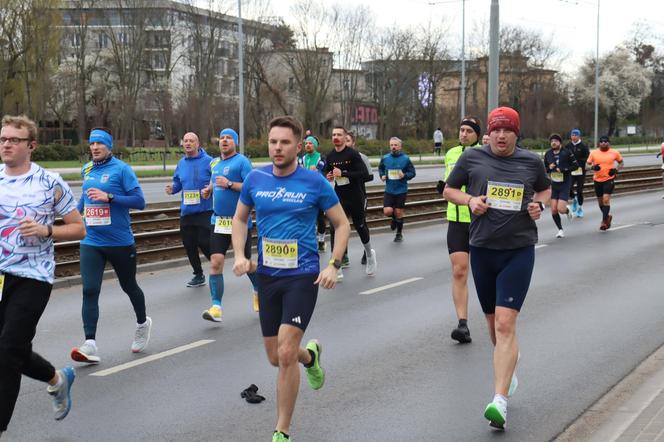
[
  {"xmin": 378, "ymin": 151, "xmax": 416, "ymax": 195},
  {"xmin": 171, "ymin": 148, "xmax": 213, "ymax": 217}
]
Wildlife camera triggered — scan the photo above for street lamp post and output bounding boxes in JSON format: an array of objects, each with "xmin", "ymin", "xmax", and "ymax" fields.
[
  {"xmin": 237, "ymin": 0, "xmax": 245, "ymax": 154},
  {"xmin": 487, "ymin": 0, "xmax": 500, "ymax": 113},
  {"xmin": 594, "ymin": 0, "xmax": 600, "ymax": 147},
  {"xmin": 460, "ymin": 0, "xmax": 466, "ymax": 120}
]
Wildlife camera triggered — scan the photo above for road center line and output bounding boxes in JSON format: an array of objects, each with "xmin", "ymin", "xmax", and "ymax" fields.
[
  {"xmin": 360, "ymin": 277, "xmax": 424, "ymax": 295},
  {"xmin": 90, "ymin": 339, "xmax": 215, "ymax": 377},
  {"xmin": 609, "ymin": 224, "xmax": 635, "ymax": 231}
]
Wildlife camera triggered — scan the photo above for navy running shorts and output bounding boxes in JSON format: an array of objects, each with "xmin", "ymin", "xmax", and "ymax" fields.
[
  {"xmin": 383, "ymin": 192, "xmax": 407, "ymax": 209},
  {"xmin": 469, "ymin": 245, "xmax": 535, "ymax": 314},
  {"xmin": 257, "ymin": 273, "xmax": 319, "ymax": 337},
  {"xmin": 593, "ymin": 180, "xmax": 615, "ymax": 197},
  {"xmin": 210, "ymin": 228, "xmax": 252, "ymax": 258},
  {"xmin": 447, "ymin": 221, "xmax": 470, "ymax": 254},
  {"xmin": 551, "ymin": 179, "xmax": 572, "ymax": 201}
]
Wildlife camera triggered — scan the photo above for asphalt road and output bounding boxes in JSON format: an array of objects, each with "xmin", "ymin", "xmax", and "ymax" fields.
[
  {"xmin": 66, "ymin": 153, "xmax": 663, "ymax": 204},
  {"xmin": 6, "ymin": 190, "xmax": 664, "ymax": 441}
]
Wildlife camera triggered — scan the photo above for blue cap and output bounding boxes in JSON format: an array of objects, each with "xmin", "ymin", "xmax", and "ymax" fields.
[
  {"xmin": 219, "ymin": 128, "xmax": 239, "ymax": 146},
  {"xmin": 89, "ymin": 129, "xmax": 113, "ymax": 149},
  {"xmin": 570, "ymin": 129, "xmax": 581, "ymax": 137}
]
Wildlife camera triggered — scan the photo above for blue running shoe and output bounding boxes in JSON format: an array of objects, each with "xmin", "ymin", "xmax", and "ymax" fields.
[
  {"xmin": 576, "ymin": 206, "xmax": 584, "ymax": 218},
  {"xmin": 570, "ymin": 197, "xmax": 578, "ymax": 214},
  {"xmin": 49, "ymin": 366, "xmax": 75, "ymax": 421}
]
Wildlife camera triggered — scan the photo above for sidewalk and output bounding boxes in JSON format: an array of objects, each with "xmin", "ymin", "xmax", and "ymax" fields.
[{"xmin": 556, "ymin": 343, "xmax": 664, "ymax": 442}]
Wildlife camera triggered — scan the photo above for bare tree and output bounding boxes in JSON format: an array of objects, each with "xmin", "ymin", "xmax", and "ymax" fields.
[
  {"xmin": 329, "ymin": 4, "xmax": 373, "ymax": 129},
  {"xmin": 284, "ymin": 0, "xmax": 336, "ymax": 133},
  {"xmin": 100, "ymin": 0, "xmax": 162, "ymax": 145},
  {"xmin": 179, "ymin": 0, "xmax": 235, "ymax": 143},
  {"xmin": 0, "ymin": 0, "xmax": 61, "ymax": 119}
]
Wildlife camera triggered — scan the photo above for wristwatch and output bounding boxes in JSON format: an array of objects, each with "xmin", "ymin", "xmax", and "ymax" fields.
[
  {"xmin": 226, "ymin": 181, "xmax": 233, "ymax": 189},
  {"xmin": 107, "ymin": 193, "xmax": 114, "ymax": 202},
  {"xmin": 329, "ymin": 258, "xmax": 342, "ymax": 270}
]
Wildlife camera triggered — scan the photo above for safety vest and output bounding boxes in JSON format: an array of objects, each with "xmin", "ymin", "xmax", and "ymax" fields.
[{"xmin": 443, "ymin": 144, "xmax": 479, "ymax": 223}]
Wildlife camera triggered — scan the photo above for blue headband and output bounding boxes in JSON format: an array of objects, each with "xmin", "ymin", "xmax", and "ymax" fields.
[
  {"xmin": 570, "ymin": 129, "xmax": 581, "ymax": 137},
  {"xmin": 89, "ymin": 129, "xmax": 113, "ymax": 149},
  {"xmin": 304, "ymin": 136, "xmax": 319, "ymax": 149},
  {"xmin": 219, "ymin": 128, "xmax": 239, "ymax": 146}
]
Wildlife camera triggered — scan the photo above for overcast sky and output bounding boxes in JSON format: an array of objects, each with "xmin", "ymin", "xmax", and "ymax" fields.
[{"xmin": 266, "ymin": 0, "xmax": 664, "ymax": 74}]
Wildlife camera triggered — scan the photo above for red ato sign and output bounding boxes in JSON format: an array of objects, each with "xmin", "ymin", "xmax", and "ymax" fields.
[{"xmin": 352, "ymin": 106, "xmax": 378, "ymax": 124}]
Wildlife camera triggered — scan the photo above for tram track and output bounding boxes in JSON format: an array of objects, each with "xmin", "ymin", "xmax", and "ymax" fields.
[{"xmin": 54, "ymin": 166, "xmax": 663, "ymax": 278}]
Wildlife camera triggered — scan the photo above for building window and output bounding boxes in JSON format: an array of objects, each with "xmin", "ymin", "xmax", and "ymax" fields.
[
  {"xmin": 97, "ymin": 32, "xmax": 109, "ymax": 49},
  {"xmin": 70, "ymin": 33, "xmax": 81, "ymax": 48}
]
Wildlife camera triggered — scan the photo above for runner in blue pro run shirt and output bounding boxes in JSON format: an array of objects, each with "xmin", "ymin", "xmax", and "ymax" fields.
[
  {"xmin": 199, "ymin": 128, "xmax": 259, "ymax": 322},
  {"xmin": 71, "ymin": 128, "xmax": 152, "ymax": 365},
  {"xmin": 232, "ymin": 116, "xmax": 350, "ymax": 442}
]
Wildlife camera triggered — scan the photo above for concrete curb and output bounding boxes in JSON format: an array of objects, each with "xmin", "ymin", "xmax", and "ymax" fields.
[{"xmin": 555, "ymin": 343, "xmax": 664, "ymax": 442}]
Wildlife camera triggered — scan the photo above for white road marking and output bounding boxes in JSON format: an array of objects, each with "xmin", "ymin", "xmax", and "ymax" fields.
[
  {"xmin": 609, "ymin": 224, "xmax": 635, "ymax": 231},
  {"xmin": 360, "ymin": 277, "xmax": 424, "ymax": 295},
  {"xmin": 90, "ymin": 339, "xmax": 215, "ymax": 377},
  {"xmin": 535, "ymin": 244, "xmax": 548, "ymax": 249}
]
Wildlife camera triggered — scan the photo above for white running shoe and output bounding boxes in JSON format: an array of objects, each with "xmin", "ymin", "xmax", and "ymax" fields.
[
  {"xmin": 365, "ymin": 249, "xmax": 377, "ymax": 276},
  {"xmin": 131, "ymin": 316, "xmax": 152, "ymax": 353},
  {"xmin": 70, "ymin": 340, "xmax": 100, "ymax": 364},
  {"xmin": 508, "ymin": 374, "xmax": 518, "ymax": 397},
  {"xmin": 508, "ymin": 351, "xmax": 521, "ymax": 397},
  {"xmin": 556, "ymin": 229, "xmax": 565, "ymax": 238},
  {"xmin": 336, "ymin": 268, "xmax": 344, "ymax": 282}
]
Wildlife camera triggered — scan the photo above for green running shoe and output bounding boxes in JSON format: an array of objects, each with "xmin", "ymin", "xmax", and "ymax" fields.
[
  {"xmin": 484, "ymin": 400, "xmax": 506, "ymax": 429},
  {"xmin": 272, "ymin": 430, "xmax": 290, "ymax": 441},
  {"xmin": 305, "ymin": 339, "xmax": 325, "ymax": 390}
]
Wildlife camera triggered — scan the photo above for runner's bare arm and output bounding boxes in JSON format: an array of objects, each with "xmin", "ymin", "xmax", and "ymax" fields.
[{"xmin": 231, "ymin": 201, "xmax": 252, "ymax": 275}]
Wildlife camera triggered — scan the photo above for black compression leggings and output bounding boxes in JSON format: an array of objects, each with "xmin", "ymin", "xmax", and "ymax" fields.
[{"xmin": 330, "ymin": 199, "xmax": 370, "ymax": 252}]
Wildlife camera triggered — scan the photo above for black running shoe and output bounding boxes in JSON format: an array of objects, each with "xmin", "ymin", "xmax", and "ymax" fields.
[
  {"xmin": 451, "ymin": 324, "xmax": 472, "ymax": 343},
  {"xmin": 186, "ymin": 274, "xmax": 206, "ymax": 287},
  {"xmin": 394, "ymin": 233, "xmax": 403, "ymax": 242},
  {"xmin": 341, "ymin": 254, "xmax": 350, "ymax": 268}
]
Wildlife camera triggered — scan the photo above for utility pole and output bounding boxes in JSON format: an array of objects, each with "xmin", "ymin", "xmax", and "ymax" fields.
[
  {"xmin": 487, "ymin": 0, "xmax": 500, "ymax": 114},
  {"xmin": 237, "ymin": 0, "xmax": 245, "ymax": 154},
  {"xmin": 460, "ymin": 0, "xmax": 466, "ymax": 120},
  {"xmin": 594, "ymin": 0, "xmax": 600, "ymax": 147}
]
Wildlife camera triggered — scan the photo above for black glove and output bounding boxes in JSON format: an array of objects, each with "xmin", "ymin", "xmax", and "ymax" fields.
[
  {"xmin": 436, "ymin": 180, "xmax": 446, "ymax": 194},
  {"xmin": 592, "ymin": 164, "xmax": 601, "ymax": 171},
  {"xmin": 608, "ymin": 168, "xmax": 617, "ymax": 176},
  {"xmin": 241, "ymin": 384, "xmax": 266, "ymax": 404}
]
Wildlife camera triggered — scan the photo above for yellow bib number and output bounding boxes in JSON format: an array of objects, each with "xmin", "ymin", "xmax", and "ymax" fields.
[
  {"xmin": 262, "ymin": 238, "xmax": 298, "ymax": 269},
  {"xmin": 571, "ymin": 168, "xmax": 583, "ymax": 176},
  {"xmin": 334, "ymin": 176, "xmax": 350, "ymax": 186},
  {"xmin": 0, "ymin": 273, "xmax": 4, "ymax": 302},
  {"xmin": 214, "ymin": 216, "xmax": 233, "ymax": 234},
  {"xmin": 486, "ymin": 181, "xmax": 524, "ymax": 211},
  {"xmin": 387, "ymin": 169, "xmax": 401, "ymax": 180},
  {"xmin": 183, "ymin": 190, "xmax": 200, "ymax": 205},
  {"xmin": 550, "ymin": 172, "xmax": 564, "ymax": 183}
]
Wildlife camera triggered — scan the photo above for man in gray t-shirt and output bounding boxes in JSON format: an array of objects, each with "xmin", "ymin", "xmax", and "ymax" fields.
[
  {"xmin": 443, "ymin": 107, "xmax": 551, "ymax": 430},
  {"xmin": 446, "ymin": 144, "xmax": 550, "ymax": 249}
]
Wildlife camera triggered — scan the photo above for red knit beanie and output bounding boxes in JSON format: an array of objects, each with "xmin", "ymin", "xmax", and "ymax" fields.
[{"xmin": 487, "ymin": 107, "xmax": 520, "ymax": 136}]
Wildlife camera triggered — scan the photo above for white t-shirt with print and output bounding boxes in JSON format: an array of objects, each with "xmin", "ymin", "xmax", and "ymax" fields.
[{"xmin": 0, "ymin": 163, "xmax": 78, "ymax": 284}]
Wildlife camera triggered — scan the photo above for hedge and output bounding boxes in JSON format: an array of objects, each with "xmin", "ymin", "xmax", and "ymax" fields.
[{"xmin": 28, "ymin": 135, "xmax": 662, "ymax": 162}]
